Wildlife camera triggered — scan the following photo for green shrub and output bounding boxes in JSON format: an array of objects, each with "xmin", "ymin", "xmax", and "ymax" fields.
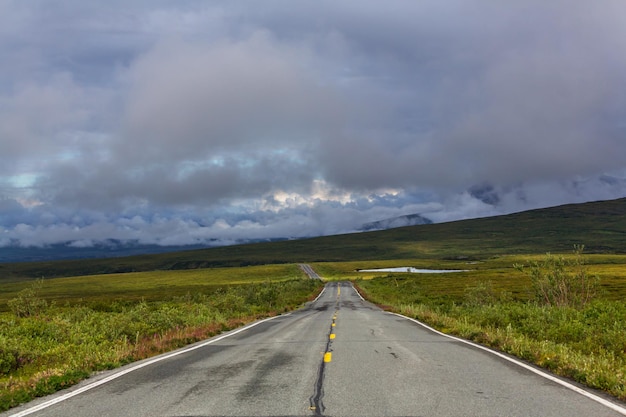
[
  {"xmin": 515, "ymin": 245, "xmax": 599, "ymax": 308},
  {"xmin": 0, "ymin": 350, "xmax": 17, "ymax": 375},
  {"xmin": 464, "ymin": 280, "xmax": 511, "ymax": 306},
  {"xmin": 7, "ymin": 279, "xmax": 48, "ymax": 318}
]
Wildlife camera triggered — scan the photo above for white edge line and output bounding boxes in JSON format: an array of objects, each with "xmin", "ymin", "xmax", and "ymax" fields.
[
  {"xmin": 9, "ymin": 314, "xmax": 287, "ymax": 417},
  {"xmin": 312, "ymin": 286, "xmax": 326, "ymax": 303},
  {"xmin": 391, "ymin": 312, "xmax": 626, "ymax": 416},
  {"xmin": 351, "ymin": 284, "xmax": 365, "ymax": 301}
]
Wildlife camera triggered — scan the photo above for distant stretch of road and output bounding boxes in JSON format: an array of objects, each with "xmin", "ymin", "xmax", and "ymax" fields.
[
  {"xmin": 299, "ymin": 263, "xmax": 322, "ymax": 280},
  {"xmin": 6, "ymin": 270, "xmax": 626, "ymax": 416}
]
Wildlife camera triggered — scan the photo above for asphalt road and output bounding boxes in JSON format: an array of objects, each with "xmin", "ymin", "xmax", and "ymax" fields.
[
  {"xmin": 299, "ymin": 264, "xmax": 322, "ymax": 280},
  {"xmin": 6, "ymin": 280, "xmax": 626, "ymax": 417}
]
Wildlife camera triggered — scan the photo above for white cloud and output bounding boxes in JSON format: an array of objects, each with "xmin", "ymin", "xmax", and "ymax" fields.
[{"xmin": 1, "ymin": 1, "xmax": 626, "ymax": 251}]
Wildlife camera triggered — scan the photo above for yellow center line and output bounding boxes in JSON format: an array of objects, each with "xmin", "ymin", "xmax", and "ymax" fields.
[{"xmin": 325, "ymin": 308, "xmax": 337, "ymax": 362}]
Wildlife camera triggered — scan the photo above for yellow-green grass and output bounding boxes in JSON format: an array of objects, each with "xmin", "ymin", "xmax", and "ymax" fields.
[
  {"xmin": 7, "ymin": 252, "xmax": 622, "ymax": 311},
  {"xmin": 0, "ymin": 264, "xmax": 307, "ymax": 310},
  {"xmin": 312, "ymin": 254, "xmax": 626, "ymax": 302}
]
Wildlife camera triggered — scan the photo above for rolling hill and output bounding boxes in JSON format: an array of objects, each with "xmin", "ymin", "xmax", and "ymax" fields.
[{"xmin": 1, "ymin": 197, "xmax": 625, "ymax": 281}]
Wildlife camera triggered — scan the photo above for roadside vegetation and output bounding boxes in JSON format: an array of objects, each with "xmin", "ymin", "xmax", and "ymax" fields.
[
  {"xmin": 0, "ymin": 269, "xmax": 322, "ymax": 412},
  {"xmin": 355, "ymin": 247, "xmax": 626, "ymax": 400}
]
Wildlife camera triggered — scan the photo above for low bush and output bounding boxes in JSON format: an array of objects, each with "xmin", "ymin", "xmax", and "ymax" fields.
[
  {"xmin": 7, "ymin": 279, "xmax": 48, "ymax": 318},
  {"xmin": 514, "ymin": 245, "xmax": 599, "ymax": 308},
  {"xmin": 0, "ymin": 350, "xmax": 17, "ymax": 375}
]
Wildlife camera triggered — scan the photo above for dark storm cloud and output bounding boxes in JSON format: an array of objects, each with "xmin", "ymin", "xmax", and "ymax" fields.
[
  {"xmin": 119, "ymin": 34, "xmax": 342, "ymax": 162},
  {"xmin": 310, "ymin": 0, "xmax": 626, "ymax": 190},
  {"xmin": 225, "ymin": 0, "xmax": 626, "ymax": 191},
  {"xmin": 2, "ymin": 1, "xmax": 626, "ymax": 247},
  {"xmin": 40, "ymin": 151, "xmax": 317, "ymax": 209},
  {"xmin": 30, "ymin": 33, "xmax": 341, "ymax": 211}
]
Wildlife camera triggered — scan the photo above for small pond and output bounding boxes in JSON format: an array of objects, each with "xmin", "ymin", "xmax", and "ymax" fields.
[{"xmin": 356, "ymin": 267, "xmax": 468, "ymax": 273}]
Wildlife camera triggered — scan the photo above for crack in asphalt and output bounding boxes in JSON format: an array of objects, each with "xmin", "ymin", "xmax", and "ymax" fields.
[{"xmin": 308, "ymin": 285, "xmax": 340, "ymax": 416}]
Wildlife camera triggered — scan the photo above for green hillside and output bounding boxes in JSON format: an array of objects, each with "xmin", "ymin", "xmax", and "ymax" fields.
[{"xmin": 2, "ymin": 197, "xmax": 625, "ymax": 281}]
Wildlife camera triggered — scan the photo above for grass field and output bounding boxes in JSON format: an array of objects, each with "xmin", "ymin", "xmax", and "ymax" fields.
[
  {"xmin": 0, "ymin": 264, "xmax": 306, "ymax": 310},
  {"xmin": 312, "ymin": 254, "xmax": 626, "ymax": 302}
]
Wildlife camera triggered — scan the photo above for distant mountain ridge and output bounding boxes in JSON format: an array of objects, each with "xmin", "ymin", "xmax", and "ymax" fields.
[
  {"xmin": 0, "ymin": 238, "xmax": 287, "ymax": 263},
  {"xmin": 0, "ymin": 241, "xmax": 211, "ymax": 263},
  {"xmin": 359, "ymin": 213, "xmax": 433, "ymax": 231}
]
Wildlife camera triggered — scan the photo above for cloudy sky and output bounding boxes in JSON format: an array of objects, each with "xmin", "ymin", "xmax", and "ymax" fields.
[{"xmin": 1, "ymin": 0, "xmax": 626, "ymax": 249}]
